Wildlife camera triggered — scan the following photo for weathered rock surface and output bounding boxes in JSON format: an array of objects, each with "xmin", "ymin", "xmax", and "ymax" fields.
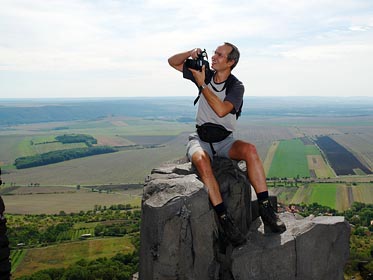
[{"xmin": 139, "ymin": 159, "xmax": 350, "ymax": 280}]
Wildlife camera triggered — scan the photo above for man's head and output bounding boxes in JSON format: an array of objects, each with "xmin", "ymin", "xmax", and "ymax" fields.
[
  {"xmin": 224, "ymin": 42, "xmax": 240, "ymax": 70},
  {"xmin": 211, "ymin": 42, "xmax": 240, "ymax": 72}
]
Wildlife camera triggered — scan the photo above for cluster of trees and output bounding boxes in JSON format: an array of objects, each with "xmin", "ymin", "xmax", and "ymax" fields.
[
  {"xmin": 294, "ymin": 202, "xmax": 339, "ymax": 217},
  {"xmin": 344, "ymin": 202, "xmax": 373, "ymax": 234},
  {"xmin": 14, "ymin": 146, "xmax": 116, "ymax": 169},
  {"xmin": 8, "ymin": 222, "xmax": 74, "ymax": 247},
  {"xmin": 7, "ymin": 207, "xmax": 141, "ymax": 248},
  {"xmin": 95, "ymin": 223, "xmax": 127, "ymax": 237},
  {"xmin": 292, "ymin": 202, "xmax": 373, "ymax": 277},
  {"xmin": 295, "ymin": 202, "xmax": 373, "ymax": 233},
  {"xmin": 9, "ymin": 205, "xmax": 141, "ymax": 280},
  {"xmin": 55, "ymin": 134, "xmax": 97, "ymax": 146},
  {"xmin": 344, "ymin": 203, "xmax": 373, "ymax": 277},
  {"xmin": 16, "ymin": 251, "xmax": 139, "ymax": 280}
]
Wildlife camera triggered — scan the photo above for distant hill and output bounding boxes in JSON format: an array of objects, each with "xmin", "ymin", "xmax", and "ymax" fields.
[
  {"xmin": 0, "ymin": 96, "xmax": 372, "ymax": 125},
  {"xmin": 0, "ymin": 97, "xmax": 194, "ymax": 125}
]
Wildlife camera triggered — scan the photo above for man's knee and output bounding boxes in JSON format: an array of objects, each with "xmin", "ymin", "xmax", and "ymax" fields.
[
  {"xmin": 231, "ymin": 141, "xmax": 259, "ymax": 160},
  {"xmin": 244, "ymin": 142, "xmax": 258, "ymax": 155},
  {"xmin": 191, "ymin": 151, "xmax": 213, "ymax": 175}
]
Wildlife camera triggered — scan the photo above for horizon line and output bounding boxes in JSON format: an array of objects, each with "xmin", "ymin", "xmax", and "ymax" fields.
[{"xmin": 1, "ymin": 95, "xmax": 372, "ymax": 101}]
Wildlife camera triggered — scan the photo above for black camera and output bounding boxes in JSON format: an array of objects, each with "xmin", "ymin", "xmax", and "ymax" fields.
[{"xmin": 185, "ymin": 49, "xmax": 209, "ymax": 71}]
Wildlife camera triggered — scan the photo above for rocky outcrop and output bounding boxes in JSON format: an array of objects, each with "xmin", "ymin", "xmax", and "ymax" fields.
[{"xmin": 139, "ymin": 159, "xmax": 350, "ymax": 280}]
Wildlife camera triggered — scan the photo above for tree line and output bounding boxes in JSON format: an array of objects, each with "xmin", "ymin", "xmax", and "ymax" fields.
[
  {"xmin": 55, "ymin": 134, "xmax": 97, "ymax": 146},
  {"xmin": 14, "ymin": 146, "xmax": 117, "ymax": 169},
  {"xmin": 8, "ymin": 207, "xmax": 140, "ymax": 248},
  {"xmin": 9, "ymin": 206, "xmax": 140, "ymax": 280},
  {"xmin": 16, "ymin": 251, "xmax": 139, "ymax": 280}
]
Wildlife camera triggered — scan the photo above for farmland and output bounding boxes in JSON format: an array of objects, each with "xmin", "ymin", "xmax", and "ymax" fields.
[
  {"xmin": 1, "ymin": 186, "xmax": 142, "ymax": 214},
  {"xmin": 1, "ymin": 97, "xmax": 373, "ymax": 214},
  {"xmin": 1, "ymin": 97, "xmax": 373, "ymax": 279},
  {"xmin": 275, "ymin": 182, "xmax": 373, "ymax": 212},
  {"xmin": 267, "ymin": 138, "xmax": 311, "ymax": 179},
  {"xmin": 315, "ymin": 136, "xmax": 372, "ymax": 175},
  {"xmin": 0, "ymin": 117, "xmax": 192, "ymax": 186},
  {"xmin": 12, "ymin": 236, "xmax": 135, "ymax": 279}
]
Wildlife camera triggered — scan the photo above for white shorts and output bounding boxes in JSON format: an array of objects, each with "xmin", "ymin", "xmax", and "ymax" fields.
[{"xmin": 186, "ymin": 132, "xmax": 236, "ymax": 161}]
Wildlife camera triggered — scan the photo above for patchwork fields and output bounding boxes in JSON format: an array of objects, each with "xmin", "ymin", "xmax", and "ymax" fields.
[
  {"xmin": 282, "ymin": 182, "xmax": 373, "ymax": 211},
  {"xmin": 1, "ymin": 98, "xmax": 373, "ymax": 279},
  {"xmin": 0, "ymin": 106, "xmax": 372, "ymax": 214}
]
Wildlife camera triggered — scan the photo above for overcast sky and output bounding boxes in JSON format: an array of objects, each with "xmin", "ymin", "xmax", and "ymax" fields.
[{"xmin": 1, "ymin": 0, "xmax": 372, "ymax": 98}]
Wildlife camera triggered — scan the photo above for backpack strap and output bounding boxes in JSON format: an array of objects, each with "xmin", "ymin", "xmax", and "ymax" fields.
[
  {"xmin": 194, "ymin": 73, "xmax": 243, "ymax": 119},
  {"xmin": 193, "ymin": 69, "xmax": 214, "ymax": 105}
]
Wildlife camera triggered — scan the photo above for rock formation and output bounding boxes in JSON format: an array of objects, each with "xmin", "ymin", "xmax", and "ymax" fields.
[{"xmin": 139, "ymin": 158, "xmax": 350, "ymax": 280}]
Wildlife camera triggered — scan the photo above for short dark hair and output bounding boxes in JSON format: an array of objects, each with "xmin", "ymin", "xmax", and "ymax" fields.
[{"xmin": 224, "ymin": 42, "xmax": 240, "ymax": 70}]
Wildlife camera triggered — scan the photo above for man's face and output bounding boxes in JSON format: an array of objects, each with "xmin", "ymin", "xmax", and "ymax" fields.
[{"xmin": 211, "ymin": 44, "xmax": 234, "ymax": 71}]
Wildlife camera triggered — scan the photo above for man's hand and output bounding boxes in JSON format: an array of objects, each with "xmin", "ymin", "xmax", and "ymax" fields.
[
  {"xmin": 190, "ymin": 48, "xmax": 202, "ymax": 59},
  {"xmin": 168, "ymin": 47, "xmax": 201, "ymax": 72},
  {"xmin": 189, "ymin": 65, "xmax": 206, "ymax": 87}
]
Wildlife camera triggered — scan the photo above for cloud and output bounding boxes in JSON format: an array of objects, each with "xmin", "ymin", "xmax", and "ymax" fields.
[{"xmin": 0, "ymin": 0, "xmax": 373, "ymax": 97}]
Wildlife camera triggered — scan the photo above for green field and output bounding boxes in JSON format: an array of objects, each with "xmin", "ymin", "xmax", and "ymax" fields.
[
  {"xmin": 1, "ymin": 119, "xmax": 190, "ymax": 186},
  {"xmin": 12, "ymin": 236, "xmax": 135, "ymax": 279},
  {"xmin": 267, "ymin": 139, "xmax": 311, "ymax": 178},
  {"xmin": 284, "ymin": 182, "xmax": 373, "ymax": 211},
  {"xmin": 308, "ymin": 183, "xmax": 337, "ymax": 209},
  {"xmin": 351, "ymin": 183, "xmax": 373, "ymax": 204},
  {"xmin": 10, "ymin": 249, "xmax": 27, "ymax": 274},
  {"xmin": 304, "ymin": 145, "xmax": 321, "ymax": 155}
]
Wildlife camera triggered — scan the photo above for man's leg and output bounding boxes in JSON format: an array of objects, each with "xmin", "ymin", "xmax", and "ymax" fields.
[
  {"xmin": 228, "ymin": 140, "xmax": 267, "ymax": 194},
  {"xmin": 191, "ymin": 149, "xmax": 246, "ymax": 246},
  {"xmin": 229, "ymin": 140, "xmax": 286, "ymax": 233},
  {"xmin": 191, "ymin": 150, "xmax": 223, "ymax": 207}
]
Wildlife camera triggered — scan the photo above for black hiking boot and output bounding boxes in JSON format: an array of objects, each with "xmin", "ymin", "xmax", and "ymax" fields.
[
  {"xmin": 259, "ymin": 199, "xmax": 286, "ymax": 233},
  {"xmin": 219, "ymin": 212, "xmax": 246, "ymax": 247}
]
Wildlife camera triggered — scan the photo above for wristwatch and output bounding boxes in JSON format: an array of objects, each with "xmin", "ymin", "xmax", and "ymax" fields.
[{"xmin": 199, "ymin": 83, "xmax": 207, "ymax": 91}]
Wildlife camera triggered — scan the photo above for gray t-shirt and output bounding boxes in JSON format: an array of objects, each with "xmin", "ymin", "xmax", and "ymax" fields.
[{"xmin": 183, "ymin": 67, "xmax": 244, "ymax": 132}]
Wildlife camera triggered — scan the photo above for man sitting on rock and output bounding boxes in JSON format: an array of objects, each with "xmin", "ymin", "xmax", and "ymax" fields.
[{"xmin": 168, "ymin": 43, "xmax": 286, "ymax": 246}]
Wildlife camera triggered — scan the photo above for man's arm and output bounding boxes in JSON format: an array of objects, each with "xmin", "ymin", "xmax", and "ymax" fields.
[
  {"xmin": 168, "ymin": 48, "xmax": 201, "ymax": 72},
  {"xmin": 189, "ymin": 66, "xmax": 234, "ymax": 118}
]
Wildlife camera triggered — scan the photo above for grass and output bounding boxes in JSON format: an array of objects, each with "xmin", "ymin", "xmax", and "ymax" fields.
[
  {"xmin": 32, "ymin": 141, "xmax": 87, "ymax": 154},
  {"xmin": 12, "ymin": 236, "xmax": 135, "ymax": 279},
  {"xmin": 352, "ymin": 183, "xmax": 373, "ymax": 204},
  {"xmin": 267, "ymin": 139, "xmax": 310, "ymax": 178},
  {"xmin": 336, "ymin": 185, "xmax": 352, "ymax": 211},
  {"xmin": 307, "ymin": 155, "xmax": 336, "ymax": 178},
  {"xmin": 17, "ymin": 137, "xmax": 36, "ymax": 157},
  {"xmin": 10, "ymin": 249, "xmax": 27, "ymax": 274},
  {"xmin": 304, "ymin": 145, "xmax": 321, "ymax": 155},
  {"xmin": 2, "ymin": 188, "xmax": 142, "ymax": 214},
  {"xmin": 289, "ymin": 182, "xmax": 373, "ymax": 211},
  {"xmin": 0, "ymin": 135, "xmax": 29, "ymax": 165},
  {"xmin": 57, "ymin": 228, "xmax": 96, "ymax": 241},
  {"xmin": 263, "ymin": 141, "xmax": 279, "ymax": 175},
  {"xmin": 308, "ymin": 183, "xmax": 337, "ymax": 209},
  {"xmin": 290, "ymin": 185, "xmax": 313, "ymax": 205}
]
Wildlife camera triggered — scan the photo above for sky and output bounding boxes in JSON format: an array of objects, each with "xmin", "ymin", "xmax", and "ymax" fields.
[{"xmin": 0, "ymin": 0, "xmax": 373, "ymax": 99}]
